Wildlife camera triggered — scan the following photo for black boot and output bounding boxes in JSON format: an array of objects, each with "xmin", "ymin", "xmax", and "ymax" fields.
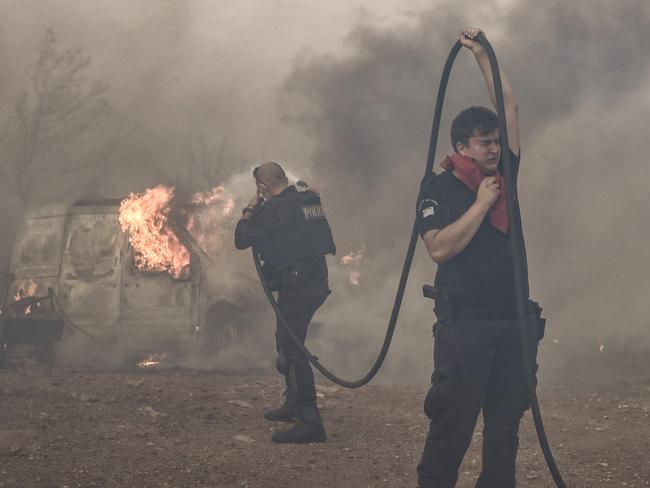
[
  {"xmin": 264, "ymin": 404, "xmax": 298, "ymax": 422},
  {"xmin": 264, "ymin": 381, "xmax": 299, "ymax": 422},
  {"xmin": 271, "ymin": 406, "xmax": 326, "ymax": 444}
]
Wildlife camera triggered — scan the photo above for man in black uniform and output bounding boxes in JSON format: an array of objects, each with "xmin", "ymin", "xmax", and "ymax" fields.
[
  {"xmin": 234, "ymin": 161, "xmax": 335, "ymax": 444},
  {"xmin": 415, "ymin": 28, "xmax": 543, "ymax": 487}
]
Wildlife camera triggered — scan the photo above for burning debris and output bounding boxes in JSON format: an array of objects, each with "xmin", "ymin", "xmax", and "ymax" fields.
[
  {"xmin": 340, "ymin": 244, "xmax": 366, "ymax": 286},
  {"xmin": 13, "ymin": 280, "xmax": 38, "ymax": 302},
  {"xmin": 137, "ymin": 352, "xmax": 171, "ymax": 369},
  {"xmin": 7, "ymin": 280, "xmax": 41, "ymax": 316},
  {"xmin": 118, "ymin": 185, "xmax": 236, "ymax": 279}
]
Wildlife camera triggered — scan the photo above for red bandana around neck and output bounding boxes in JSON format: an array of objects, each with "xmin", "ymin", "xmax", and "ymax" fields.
[{"xmin": 440, "ymin": 153, "xmax": 509, "ymax": 233}]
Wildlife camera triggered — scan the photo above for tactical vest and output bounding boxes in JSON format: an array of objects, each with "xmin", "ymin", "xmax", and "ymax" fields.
[{"xmin": 259, "ymin": 190, "xmax": 336, "ymax": 271}]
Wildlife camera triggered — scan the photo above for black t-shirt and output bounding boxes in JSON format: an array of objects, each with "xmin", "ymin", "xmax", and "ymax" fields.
[{"xmin": 416, "ymin": 150, "xmax": 528, "ymax": 306}]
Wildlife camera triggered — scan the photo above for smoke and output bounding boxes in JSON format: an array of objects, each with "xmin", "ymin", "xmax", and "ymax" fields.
[
  {"xmin": 1, "ymin": 0, "xmax": 648, "ymax": 380},
  {"xmin": 279, "ymin": 0, "xmax": 650, "ymax": 380}
]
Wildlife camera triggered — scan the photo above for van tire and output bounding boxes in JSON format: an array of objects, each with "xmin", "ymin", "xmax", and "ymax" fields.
[{"xmin": 200, "ymin": 300, "xmax": 251, "ymax": 354}]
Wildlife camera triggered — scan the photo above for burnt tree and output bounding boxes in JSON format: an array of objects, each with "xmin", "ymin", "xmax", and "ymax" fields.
[
  {"xmin": 0, "ymin": 27, "xmax": 114, "ymax": 203},
  {"xmin": 165, "ymin": 133, "xmax": 245, "ymax": 193}
]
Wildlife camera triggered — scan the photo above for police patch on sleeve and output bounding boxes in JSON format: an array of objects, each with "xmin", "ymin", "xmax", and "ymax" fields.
[
  {"xmin": 418, "ymin": 199, "xmax": 439, "ymax": 219},
  {"xmin": 301, "ymin": 204, "xmax": 326, "ymax": 220}
]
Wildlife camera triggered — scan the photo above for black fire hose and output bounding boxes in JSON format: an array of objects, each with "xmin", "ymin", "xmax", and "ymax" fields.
[
  {"xmin": 252, "ymin": 249, "xmax": 410, "ymax": 388},
  {"xmin": 473, "ymin": 34, "xmax": 567, "ymax": 487},
  {"xmin": 252, "ymin": 34, "xmax": 567, "ymax": 487},
  {"xmin": 250, "ymin": 39, "xmax": 456, "ymax": 389}
]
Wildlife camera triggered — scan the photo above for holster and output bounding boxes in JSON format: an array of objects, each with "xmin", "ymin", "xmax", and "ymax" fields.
[
  {"xmin": 423, "ymin": 284, "xmax": 455, "ymax": 330},
  {"xmin": 423, "ymin": 284, "xmax": 546, "ymax": 340},
  {"xmin": 530, "ymin": 300, "xmax": 546, "ymax": 340}
]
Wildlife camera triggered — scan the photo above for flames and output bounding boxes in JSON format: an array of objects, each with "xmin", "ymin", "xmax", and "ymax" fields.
[
  {"xmin": 119, "ymin": 186, "xmax": 190, "ymax": 279},
  {"xmin": 0, "ymin": 280, "xmax": 42, "ymax": 316},
  {"xmin": 14, "ymin": 280, "xmax": 39, "ymax": 315},
  {"xmin": 118, "ymin": 185, "xmax": 236, "ymax": 279},
  {"xmin": 14, "ymin": 280, "xmax": 38, "ymax": 303},
  {"xmin": 340, "ymin": 244, "xmax": 365, "ymax": 286},
  {"xmin": 187, "ymin": 186, "xmax": 236, "ymax": 260},
  {"xmin": 137, "ymin": 352, "xmax": 170, "ymax": 368}
]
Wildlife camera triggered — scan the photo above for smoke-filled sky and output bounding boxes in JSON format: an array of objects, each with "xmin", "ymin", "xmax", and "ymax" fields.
[
  {"xmin": 1, "ymin": 0, "xmax": 649, "ymax": 379},
  {"xmin": 0, "ymin": 0, "xmax": 432, "ymax": 178}
]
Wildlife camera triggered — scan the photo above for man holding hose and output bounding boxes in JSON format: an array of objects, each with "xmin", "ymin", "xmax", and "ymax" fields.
[
  {"xmin": 415, "ymin": 27, "xmax": 544, "ymax": 487},
  {"xmin": 235, "ymin": 162, "xmax": 335, "ymax": 444}
]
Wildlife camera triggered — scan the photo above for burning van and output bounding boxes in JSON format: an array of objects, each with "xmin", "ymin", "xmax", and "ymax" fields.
[{"xmin": 2, "ymin": 187, "xmax": 268, "ymax": 362}]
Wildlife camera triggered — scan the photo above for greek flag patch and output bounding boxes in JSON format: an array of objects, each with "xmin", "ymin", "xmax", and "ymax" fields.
[{"xmin": 418, "ymin": 198, "xmax": 439, "ymax": 219}]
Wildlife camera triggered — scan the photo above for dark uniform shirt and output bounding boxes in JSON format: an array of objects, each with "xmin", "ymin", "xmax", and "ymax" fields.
[
  {"xmin": 416, "ymin": 150, "xmax": 528, "ymax": 306},
  {"xmin": 235, "ymin": 185, "xmax": 329, "ymax": 289}
]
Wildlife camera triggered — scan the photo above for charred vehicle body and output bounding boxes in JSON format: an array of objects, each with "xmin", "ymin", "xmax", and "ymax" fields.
[{"xmin": 1, "ymin": 196, "xmax": 267, "ymax": 364}]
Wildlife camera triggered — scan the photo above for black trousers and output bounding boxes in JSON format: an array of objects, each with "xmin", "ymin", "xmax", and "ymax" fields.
[
  {"xmin": 417, "ymin": 312, "xmax": 540, "ymax": 488},
  {"xmin": 275, "ymin": 287, "xmax": 328, "ymax": 408}
]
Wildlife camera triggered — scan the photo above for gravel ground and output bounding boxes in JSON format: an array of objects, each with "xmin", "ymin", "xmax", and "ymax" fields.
[{"xmin": 1, "ymin": 354, "xmax": 649, "ymax": 488}]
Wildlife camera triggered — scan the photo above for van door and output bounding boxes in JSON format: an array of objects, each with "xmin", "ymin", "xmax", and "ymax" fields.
[
  {"xmin": 119, "ymin": 246, "xmax": 194, "ymax": 341},
  {"xmin": 58, "ymin": 204, "xmax": 123, "ymax": 328},
  {"xmin": 6, "ymin": 205, "xmax": 68, "ymax": 303}
]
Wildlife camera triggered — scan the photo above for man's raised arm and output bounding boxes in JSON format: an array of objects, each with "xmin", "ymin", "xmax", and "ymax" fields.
[{"xmin": 460, "ymin": 27, "xmax": 519, "ymax": 153}]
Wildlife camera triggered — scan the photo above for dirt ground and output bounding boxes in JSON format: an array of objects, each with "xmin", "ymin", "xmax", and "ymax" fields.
[{"xmin": 1, "ymin": 352, "xmax": 649, "ymax": 488}]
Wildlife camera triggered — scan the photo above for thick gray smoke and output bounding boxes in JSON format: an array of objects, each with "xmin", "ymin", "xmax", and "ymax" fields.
[
  {"xmin": 1, "ymin": 0, "xmax": 648, "ymax": 380},
  {"xmin": 279, "ymin": 0, "xmax": 650, "ymax": 378}
]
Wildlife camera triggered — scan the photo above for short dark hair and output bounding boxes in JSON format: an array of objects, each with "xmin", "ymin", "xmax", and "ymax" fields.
[
  {"xmin": 253, "ymin": 161, "xmax": 288, "ymax": 187},
  {"xmin": 450, "ymin": 106, "xmax": 499, "ymax": 151}
]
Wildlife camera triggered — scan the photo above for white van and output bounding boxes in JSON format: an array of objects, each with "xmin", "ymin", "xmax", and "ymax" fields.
[{"xmin": 2, "ymin": 198, "xmax": 267, "ymax": 361}]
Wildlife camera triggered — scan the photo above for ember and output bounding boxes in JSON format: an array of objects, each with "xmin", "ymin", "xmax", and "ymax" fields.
[
  {"xmin": 349, "ymin": 270, "xmax": 361, "ymax": 287},
  {"xmin": 340, "ymin": 245, "xmax": 366, "ymax": 286},
  {"xmin": 137, "ymin": 352, "xmax": 170, "ymax": 368}
]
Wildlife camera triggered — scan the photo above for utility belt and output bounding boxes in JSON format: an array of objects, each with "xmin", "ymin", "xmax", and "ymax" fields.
[
  {"xmin": 262, "ymin": 259, "xmax": 329, "ymax": 295},
  {"xmin": 423, "ymin": 284, "xmax": 546, "ymax": 339},
  {"xmin": 456, "ymin": 301, "xmax": 540, "ymax": 321}
]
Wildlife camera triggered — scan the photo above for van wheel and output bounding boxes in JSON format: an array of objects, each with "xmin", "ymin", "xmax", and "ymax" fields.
[{"xmin": 200, "ymin": 300, "xmax": 249, "ymax": 354}]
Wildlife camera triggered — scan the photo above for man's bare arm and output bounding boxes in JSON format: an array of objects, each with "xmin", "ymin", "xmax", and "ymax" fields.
[
  {"xmin": 422, "ymin": 176, "xmax": 500, "ymax": 263},
  {"xmin": 460, "ymin": 27, "xmax": 519, "ymax": 153}
]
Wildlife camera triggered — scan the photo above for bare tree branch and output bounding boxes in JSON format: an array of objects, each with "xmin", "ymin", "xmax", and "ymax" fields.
[
  {"xmin": 163, "ymin": 132, "xmax": 244, "ymax": 192},
  {"xmin": 0, "ymin": 27, "xmax": 112, "ymax": 203}
]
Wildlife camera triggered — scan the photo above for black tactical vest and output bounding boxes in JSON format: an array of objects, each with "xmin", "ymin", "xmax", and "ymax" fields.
[{"xmin": 259, "ymin": 189, "xmax": 336, "ymax": 271}]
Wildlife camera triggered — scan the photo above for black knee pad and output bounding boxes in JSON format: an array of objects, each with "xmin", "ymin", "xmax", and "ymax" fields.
[
  {"xmin": 276, "ymin": 355, "xmax": 290, "ymax": 375},
  {"xmin": 424, "ymin": 372, "xmax": 443, "ymax": 419}
]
